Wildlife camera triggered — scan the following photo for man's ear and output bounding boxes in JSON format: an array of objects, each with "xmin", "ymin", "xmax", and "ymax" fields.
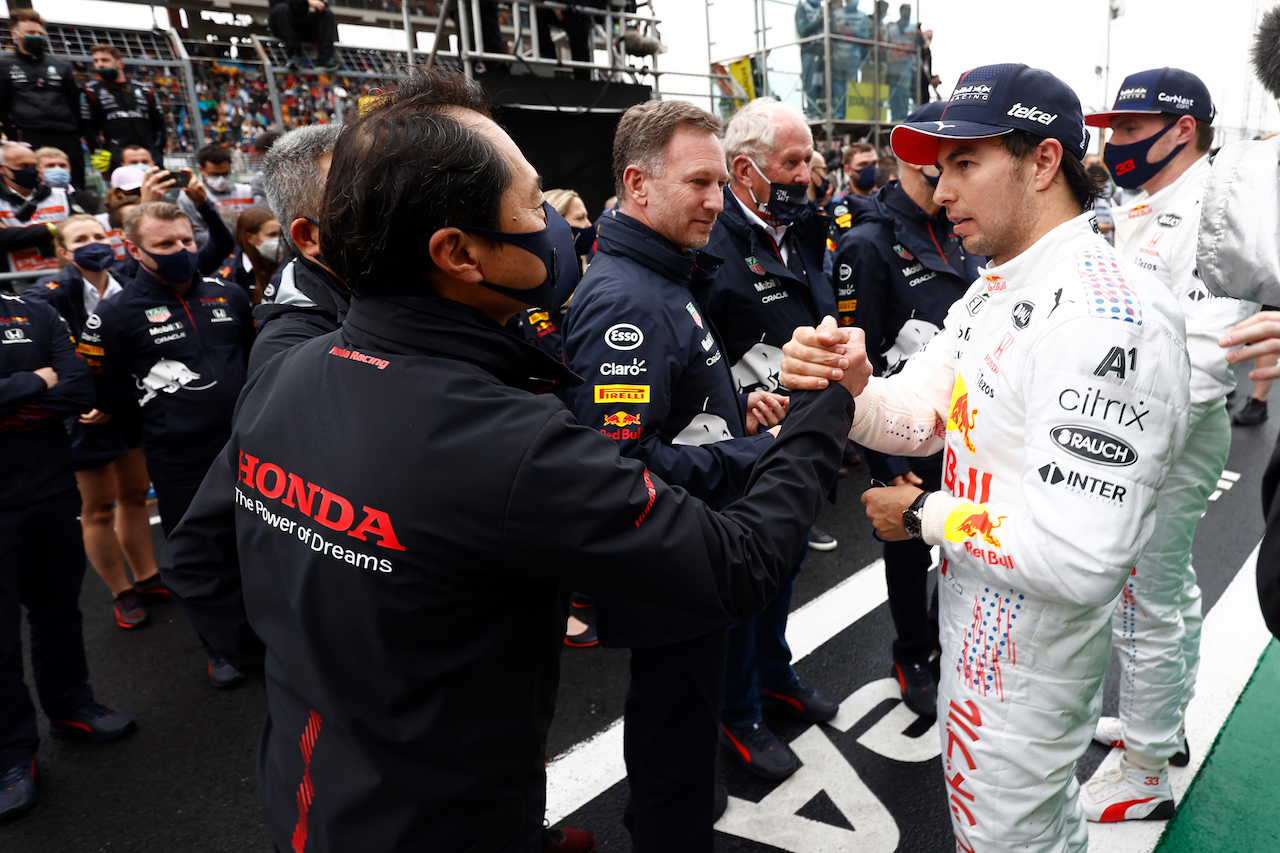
[
  {"xmin": 290, "ymin": 218, "xmax": 319, "ymax": 256},
  {"xmin": 622, "ymin": 164, "xmax": 648, "ymax": 207},
  {"xmin": 1032, "ymin": 138, "xmax": 1065, "ymax": 193},
  {"xmin": 428, "ymin": 228, "xmax": 483, "ymax": 284},
  {"xmin": 731, "ymin": 154, "xmax": 756, "ymax": 187}
]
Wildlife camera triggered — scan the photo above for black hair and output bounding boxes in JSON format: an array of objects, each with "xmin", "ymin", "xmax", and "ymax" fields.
[
  {"xmin": 320, "ymin": 67, "xmax": 511, "ymax": 297},
  {"xmin": 197, "ymin": 145, "xmax": 232, "ymax": 167},
  {"xmin": 998, "ymin": 130, "xmax": 1102, "ymax": 212}
]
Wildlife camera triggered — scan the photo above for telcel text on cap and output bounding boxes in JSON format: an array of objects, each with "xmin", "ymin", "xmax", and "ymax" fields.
[{"xmin": 891, "ymin": 63, "xmax": 1089, "ymax": 167}]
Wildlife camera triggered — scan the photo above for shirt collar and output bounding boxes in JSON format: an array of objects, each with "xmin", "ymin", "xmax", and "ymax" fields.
[
  {"xmin": 731, "ymin": 187, "xmax": 789, "ymax": 244},
  {"xmin": 977, "ymin": 211, "xmax": 1102, "ymax": 293}
]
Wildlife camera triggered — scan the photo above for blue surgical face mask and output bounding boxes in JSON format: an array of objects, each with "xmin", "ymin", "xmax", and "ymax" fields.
[
  {"xmin": 458, "ymin": 201, "xmax": 580, "ymax": 310},
  {"xmin": 42, "ymin": 167, "xmax": 72, "ymax": 188},
  {"xmin": 852, "ymin": 163, "xmax": 878, "ymax": 190},
  {"xmin": 748, "ymin": 160, "xmax": 809, "ymax": 226},
  {"xmin": 72, "ymin": 242, "xmax": 116, "ymax": 272},
  {"xmin": 142, "ymin": 246, "xmax": 198, "ymax": 284},
  {"xmin": 1104, "ymin": 120, "xmax": 1186, "ymax": 190}
]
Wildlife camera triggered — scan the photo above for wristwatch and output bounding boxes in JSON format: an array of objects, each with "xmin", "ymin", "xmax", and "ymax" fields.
[{"xmin": 902, "ymin": 491, "xmax": 932, "ymax": 540}]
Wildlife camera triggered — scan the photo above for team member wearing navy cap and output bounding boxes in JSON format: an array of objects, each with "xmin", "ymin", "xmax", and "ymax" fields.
[
  {"xmin": 1080, "ymin": 69, "xmax": 1256, "ymax": 823},
  {"xmin": 784, "ymin": 63, "xmax": 1193, "ymax": 852}
]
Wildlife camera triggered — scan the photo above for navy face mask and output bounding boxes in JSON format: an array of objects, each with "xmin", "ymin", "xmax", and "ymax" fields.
[
  {"xmin": 459, "ymin": 201, "xmax": 580, "ymax": 310},
  {"xmin": 571, "ymin": 223, "xmax": 596, "ymax": 257},
  {"xmin": 73, "ymin": 242, "xmax": 116, "ymax": 272},
  {"xmin": 852, "ymin": 164, "xmax": 878, "ymax": 190},
  {"xmin": 923, "ymin": 170, "xmax": 940, "ymax": 189},
  {"xmin": 1104, "ymin": 120, "xmax": 1186, "ymax": 190},
  {"xmin": 8, "ymin": 166, "xmax": 38, "ymax": 190},
  {"xmin": 143, "ymin": 247, "xmax": 198, "ymax": 284},
  {"xmin": 748, "ymin": 160, "xmax": 809, "ymax": 226}
]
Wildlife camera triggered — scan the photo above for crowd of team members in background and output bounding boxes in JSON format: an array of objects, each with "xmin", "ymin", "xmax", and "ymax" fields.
[{"xmin": 1, "ymin": 4, "xmax": 1279, "ymax": 850}]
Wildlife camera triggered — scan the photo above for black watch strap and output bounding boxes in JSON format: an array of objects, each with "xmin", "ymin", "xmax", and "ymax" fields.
[{"xmin": 902, "ymin": 490, "xmax": 932, "ymax": 540}]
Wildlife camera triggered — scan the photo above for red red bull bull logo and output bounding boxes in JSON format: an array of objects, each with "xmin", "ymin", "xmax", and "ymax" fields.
[{"xmin": 946, "ymin": 375, "xmax": 978, "ymax": 453}]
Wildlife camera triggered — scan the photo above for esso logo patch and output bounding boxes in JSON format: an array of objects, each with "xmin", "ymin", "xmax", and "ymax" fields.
[{"xmin": 605, "ymin": 323, "xmax": 644, "ymax": 351}]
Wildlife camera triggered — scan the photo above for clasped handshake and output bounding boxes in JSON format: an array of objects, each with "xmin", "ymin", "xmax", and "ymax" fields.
[{"xmin": 780, "ymin": 316, "xmax": 874, "ymax": 398}]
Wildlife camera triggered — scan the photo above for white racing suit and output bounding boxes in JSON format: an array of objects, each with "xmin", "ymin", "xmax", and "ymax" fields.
[
  {"xmin": 1110, "ymin": 155, "xmax": 1256, "ymax": 767},
  {"xmin": 849, "ymin": 213, "xmax": 1190, "ymax": 852}
]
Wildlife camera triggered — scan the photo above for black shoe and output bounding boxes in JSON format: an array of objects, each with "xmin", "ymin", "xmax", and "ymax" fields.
[
  {"xmin": 133, "ymin": 574, "xmax": 171, "ymax": 601},
  {"xmin": 49, "ymin": 701, "xmax": 136, "ymax": 742},
  {"xmin": 564, "ymin": 622, "xmax": 598, "ymax": 648},
  {"xmin": 807, "ymin": 526, "xmax": 838, "ymax": 552},
  {"xmin": 1171, "ymin": 739, "xmax": 1190, "ymax": 768},
  {"xmin": 720, "ymin": 722, "xmax": 799, "ymax": 780},
  {"xmin": 569, "ymin": 592, "xmax": 593, "ymax": 609},
  {"xmin": 318, "ymin": 58, "xmax": 341, "ymax": 73},
  {"xmin": 0, "ymin": 759, "xmax": 36, "ymax": 821},
  {"xmin": 894, "ymin": 660, "xmax": 938, "ymax": 719},
  {"xmin": 760, "ymin": 678, "xmax": 838, "ymax": 723},
  {"xmin": 843, "ymin": 441, "xmax": 862, "ymax": 465},
  {"xmin": 1234, "ymin": 397, "xmax": 1268, "ymax": 426},
  {"xmin": 713, "ymin": 782, "xmax": 728, "ymax": 822},
  {"xmin": 542, "ymin": 826, "xmax": 596, "ymax": 852},
  {"xmin": 208, "ymin": 657, "xmax": 246, "ymax": 688},
  {"xmin": 112, "ymin": 588, "xmax": 148, "ymax": 629}
]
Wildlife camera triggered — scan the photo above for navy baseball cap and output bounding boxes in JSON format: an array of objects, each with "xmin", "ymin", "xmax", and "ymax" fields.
[
  {"xmin": 904, "ymin": 99, "xmax": 946, "ymax": 125},
  {"xmin": 1084, "ymin": 67, "xmax": 1216, "ymax": 127},
  {"xmin": 891, "ymin": 63, "xmax": 1089, "ymax": 166}
]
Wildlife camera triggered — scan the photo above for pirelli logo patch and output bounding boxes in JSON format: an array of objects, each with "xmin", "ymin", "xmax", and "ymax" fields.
[
  {"xmin": 594, "ymin": 384, "xmax": 650, "ymax": 403},
  {"xmin": 77, "ymin": 343, "xmax": 104, "ymax": 356},
  {"xmin": 838, "ymin": 299, "xmax": 858, "ymax": 313}
]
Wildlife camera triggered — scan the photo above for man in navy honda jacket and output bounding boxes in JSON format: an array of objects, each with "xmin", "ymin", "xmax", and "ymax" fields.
[{"xmin": 159, "ymin": 71, "xmax": 869, "ymax": 853}]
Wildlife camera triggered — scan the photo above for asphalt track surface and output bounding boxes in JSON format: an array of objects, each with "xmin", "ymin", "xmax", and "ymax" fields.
[{"xmin": 3, "ymin": 381, "xmax": 1277, "ymax": 853}]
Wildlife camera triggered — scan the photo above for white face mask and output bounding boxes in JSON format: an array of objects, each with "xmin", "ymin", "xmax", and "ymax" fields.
[
  {"xmin": 204, "ymin": 174, "xmax": 232, "ymax": 193},
  {"xmin": 257, "ymin": 236, "xmax": 287, "ymax": 264}
]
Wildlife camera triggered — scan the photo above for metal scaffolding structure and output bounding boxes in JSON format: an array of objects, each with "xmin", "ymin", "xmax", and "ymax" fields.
[{"xmin": 707, "ymin": 0, "xmax": 930, "ymax": 148}]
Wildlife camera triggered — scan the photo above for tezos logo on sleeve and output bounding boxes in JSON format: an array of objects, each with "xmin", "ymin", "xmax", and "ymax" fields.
[{"xmin": 605, "ymin": 323, "xmax": 644, "ymax": 351}]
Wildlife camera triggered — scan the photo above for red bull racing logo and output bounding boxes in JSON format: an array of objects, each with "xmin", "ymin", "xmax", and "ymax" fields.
[
  {"xmin": 603, "ymin": 411, "xmax": 641, "ymax": 428},
  {"xmin": 946, "ymin": 375, "xmax": 978, "ymax": 454},
  {"xmin": 950, "ymin": 508, "xmax": 1005, "ymax": 548},
  {"xmin": 602, "ymin": 411, "xmax": 644, "ymax": 440}
]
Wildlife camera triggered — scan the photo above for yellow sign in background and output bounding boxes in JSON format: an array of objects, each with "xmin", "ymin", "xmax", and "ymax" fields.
[{"xmin": 844, "ymin": 82, "xmax": 889, "ymax": 122}]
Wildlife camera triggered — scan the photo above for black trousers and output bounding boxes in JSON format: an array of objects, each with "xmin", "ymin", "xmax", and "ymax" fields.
[
  {"xmin": 19, "ymin": 130, "xmax": 85, "ymax": 190},
  {"xmin": 0, "ymin": 490, "xmax": 94, "ymax": 767},
  {"xmin": 151, "ymin": 460, "xmax": 218, "ymax": 659},
  {"xmin": 884, "ymin": 457, "xmax": 942, "ymax": 665},
  {"xmin": 622, "ymin": 626, "xmax": 728, "ymax": 853},
  {"xmin": 268, "ymin": 4, "xmax": 336, "ymax": 62}
]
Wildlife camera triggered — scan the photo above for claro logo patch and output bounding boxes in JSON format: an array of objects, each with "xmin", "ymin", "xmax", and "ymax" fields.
[{"xmin": 1050, "ymin": 425, "xmax": 1138, "ymax": 467}]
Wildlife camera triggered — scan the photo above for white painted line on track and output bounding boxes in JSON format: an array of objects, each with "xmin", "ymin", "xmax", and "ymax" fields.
[
  {"xmin": 1087, "ymin": 542, "xmax": 1271, "ymax": 853},
  {"xmin": 544, "ymin": 557, "xmax": 891, "ymax": 825}
]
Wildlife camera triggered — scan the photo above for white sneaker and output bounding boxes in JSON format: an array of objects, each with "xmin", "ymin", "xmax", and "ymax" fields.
[
  {"xmin": 1081, "ymin": 762, "xmax": 1174, "ymax": 822},
  {"xmin": 1093, "ymin": 716, "xmax": 1191, "ymax": 766},
  {"xmin": 1094, "ymin": 715, "xmax": 1124, "ymax": 749}
]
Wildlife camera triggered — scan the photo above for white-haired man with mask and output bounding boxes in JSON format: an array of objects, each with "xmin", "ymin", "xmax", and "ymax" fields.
[{"xmin": 697, "ymin": 96, "xmax": 842, "ymax": 782}]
